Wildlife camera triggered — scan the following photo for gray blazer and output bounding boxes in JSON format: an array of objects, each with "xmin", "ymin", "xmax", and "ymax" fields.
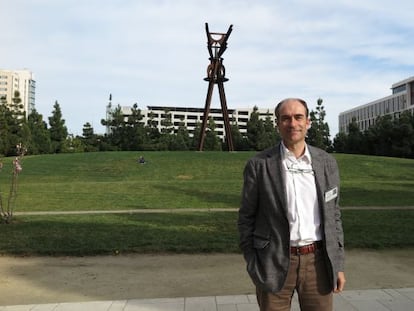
[{"xmin": 238, "ymin": 143, "xmax": 345, "ymax": 293}]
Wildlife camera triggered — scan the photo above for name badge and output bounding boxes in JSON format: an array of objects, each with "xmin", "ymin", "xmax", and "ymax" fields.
[{"xmin": 325, "ymin": 187, "xmax": 338, "ymax": 203}]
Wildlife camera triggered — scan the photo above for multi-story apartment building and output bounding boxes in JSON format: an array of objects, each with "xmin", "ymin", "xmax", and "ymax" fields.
[
  {"xmin": 339, "ymin": 76, "xmax": 414, "ymax": 133},
  {"xmin": 106, "ymin": 104, "xmax": 275, "ymax": 140},
  {"xmin": 0, "ymin": 69, "xmax": 36, "ymax": 116}
]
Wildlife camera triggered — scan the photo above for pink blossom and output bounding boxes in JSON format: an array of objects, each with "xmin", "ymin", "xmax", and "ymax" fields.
[{"xmin": 13, "ymin": 158, "xmax": 22, "ymax": 173}]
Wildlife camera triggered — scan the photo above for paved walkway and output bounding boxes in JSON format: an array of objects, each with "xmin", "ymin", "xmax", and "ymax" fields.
[
  {"xmin": 7, "ymin": 208, "xmax": 414, "ymax": 310},
  {"xmin": 1, "ymin": 288, "xmax": 413, "ymax": 310}
]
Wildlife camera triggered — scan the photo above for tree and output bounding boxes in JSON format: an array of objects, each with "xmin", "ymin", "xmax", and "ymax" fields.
[
  {"xmin": 260, "ymin": 112, "xmax": 278, "ymax": 150},
  {"xmin": 144, "ymin": 111, "xmax": 161, "ymax": 148},
  {"xmin": 159, "ymin": 109, "xmax": 175, "ymax": 150},
  {"xmin": 66, "ymin": 134, "xmax": 85, "ymax": 153},
  {"xmin": 203, "ymin": 118, "xmax": 222, "ymax": 151},
  {"xmin": 306, "ymin": 98, "xmax": 331, "ymax": 151},
  {"xmin": 346, "ymin": 118, "xmax": 364, "ymax": 154},
  {"xmin": 172, "ymin": 118, "xmax": 191, "ymax": 150},
  {"xmin": 191, "ymin": 122, "xmax": 202, "ymax": 150},
  {"xmin": 230, "ymin": 123, "xmax": 249, "ymax": 151},
  {"xmin": 0, "ymin": 91, "xmax": 28, "ymax": 156},
  {"xmin": 246, "ymin": 106, "xmax": 266, "ymax": 150},
  {"xmin": 390, "ymin": 111, "xmax": 414, "ymax": 157},
  {"xmin": 48, "ymin": 101, "xmax": 68, "ymax": 153},
  {"xmin": 81, "ymin": 122, "xmax": 99, "ymax": 152},
  {"xmin": 125, "ymin": 103, "xmax": 146, "ymax": 150},
  {"xmin": 27, "ymin": 108, "xmax": 51, "ymax": 154},
  {"xmin": 101, "ymin": 103, "xmax": 148, "ymax": 151},
  {"xmin": 0, "ymin": 101, "xmax": 13, "ymax": 155},
  {"xmin": 82, "ymin": 122, "xmax": 95, "ymax": 140},
  {"xmin": 101, "ymin": 104, "xmax": 124, "ymax": 150},
  {"xmin": 332, "ymin": 131, "xmax": 347, "ymax": 153},
  {"xmin": 371, "ymin": 115, "xmax": 393, "ymax": 156},
  {"xmin": 334, "ymin": 111, "xmax": 414, "ymax": 158}
]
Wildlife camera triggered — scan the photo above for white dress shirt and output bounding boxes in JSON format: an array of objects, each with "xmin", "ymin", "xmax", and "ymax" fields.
[{"xmin": 281, "ymin": 143, "xmax": 322, "ymax": 246}]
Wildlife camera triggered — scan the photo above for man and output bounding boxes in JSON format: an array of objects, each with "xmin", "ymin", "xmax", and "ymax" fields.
[{"xmin": 238, "ymin": 98, "xmax": 345, "ymax": 311}]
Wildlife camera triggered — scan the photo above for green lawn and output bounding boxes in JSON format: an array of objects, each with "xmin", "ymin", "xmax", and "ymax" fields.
[
  {"xmin": 2, "ymin": 151, "xmax": 414, "ymax": 212},
  {"xmin": 335, "ymin": 153, "xmax": 414, "ymax": 206},
  {"xmin": 1, "ymin": 151, "xmax": 413, "ymax": 255},
  {"xmin": 1, "ymin": 210, "xmax": 413, "ymax": 256},
  {"xmin": 5, "ymin": 151, "xmax": 247, "ymax": 212}
]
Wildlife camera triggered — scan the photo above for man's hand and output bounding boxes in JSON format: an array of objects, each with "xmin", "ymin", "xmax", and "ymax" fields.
[{"xmin": 334, "ymin": 271, "xmax": 346, "ymax": 293}]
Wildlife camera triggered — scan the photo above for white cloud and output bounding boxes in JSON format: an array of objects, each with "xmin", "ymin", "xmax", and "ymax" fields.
[{"xmin": 1, "ymin": 0, "xmax": 413, "ymax": 136}]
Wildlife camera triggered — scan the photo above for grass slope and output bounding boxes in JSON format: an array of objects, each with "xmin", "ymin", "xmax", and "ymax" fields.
[
  {"xmin": 1, "ymin": 151, "xmax": 413, "ymax": 255},
  {"xmin": 1, "ymin": 210, "xmax": 413, "ymax": 255},
  {"xmin": 1, "ymin": 151, "xmax": 414, "ymax": 212}
]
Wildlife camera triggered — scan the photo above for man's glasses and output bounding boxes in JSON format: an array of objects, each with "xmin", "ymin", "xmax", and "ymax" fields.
[{"xmin": 286, "ymin": 164, "xmax": 314, "ymax": 175}]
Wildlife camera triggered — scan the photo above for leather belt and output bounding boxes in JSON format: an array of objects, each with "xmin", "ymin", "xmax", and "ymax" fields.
[{"xmin": 290, "ymin": 241, "xmax": 323, "ymax": 255}]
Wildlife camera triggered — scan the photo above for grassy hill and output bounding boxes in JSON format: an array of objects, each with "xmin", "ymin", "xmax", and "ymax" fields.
[
  {"xmin": 0, "ymin": 151, "xmax": 413, "ymax": 255},
  {"xmin": 2, "ymin": 151, "xmax": 414, "ymax": 212}
]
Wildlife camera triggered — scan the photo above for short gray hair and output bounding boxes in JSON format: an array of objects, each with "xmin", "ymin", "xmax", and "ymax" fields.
[{"xmin": 275, "ymin": 98, "xmax": 309, "ymax": 120}]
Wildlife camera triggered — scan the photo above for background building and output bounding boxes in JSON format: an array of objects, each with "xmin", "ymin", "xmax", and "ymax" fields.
[
  {"xmin": 0, "ymin": 69, "xmax": 36, "ymax": 116},
  {"xmin": 106, "ymin": 104, "xmax": 275, "ymax": 140},
  {"xmin": 339, "ymin": 76, "xmax": 414, "ymax": 133}
]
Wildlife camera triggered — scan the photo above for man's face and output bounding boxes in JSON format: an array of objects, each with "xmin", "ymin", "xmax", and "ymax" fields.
[{"xmin": 277, "ymin": 99, "xmax": 310, "ymax": 146}]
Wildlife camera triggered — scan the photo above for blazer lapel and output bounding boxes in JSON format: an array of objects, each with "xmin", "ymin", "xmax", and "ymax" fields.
[
  {"xmin": 266, "ymin": 144, "xmax": 288, "ymax": 213},
  {"xmin": 309, "ymin": 147, "xmax": 326, "ymax": 208}
]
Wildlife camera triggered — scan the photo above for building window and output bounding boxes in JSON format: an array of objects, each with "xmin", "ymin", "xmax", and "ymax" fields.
[{"xmin": 392, "ymin": 84, "xmax": 406, "ymax": 94}]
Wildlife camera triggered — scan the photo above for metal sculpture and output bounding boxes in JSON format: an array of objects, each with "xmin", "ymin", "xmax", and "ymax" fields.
[{"xmin": 198, "ymin": 23, "xmax": 234, "ymax": 151}]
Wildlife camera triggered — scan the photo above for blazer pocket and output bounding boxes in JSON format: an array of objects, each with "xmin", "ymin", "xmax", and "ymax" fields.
[{"xmin": 253, "ymin": 235, "xmax": 270, "ymax": 249}]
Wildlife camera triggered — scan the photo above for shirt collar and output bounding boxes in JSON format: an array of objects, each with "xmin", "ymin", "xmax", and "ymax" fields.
[{"xmin": 280, "ymin": 142, "xmax": 312, "ymax": 164}]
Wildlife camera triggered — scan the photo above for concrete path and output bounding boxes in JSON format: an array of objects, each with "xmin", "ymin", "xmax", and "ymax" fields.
[
  {"xmin": 5, "ymin": 208, "xmax": 414, "ymax": 310},
  {"xmin": 1, "ymin": 288, "xmax": 413, "ymax": 310}
]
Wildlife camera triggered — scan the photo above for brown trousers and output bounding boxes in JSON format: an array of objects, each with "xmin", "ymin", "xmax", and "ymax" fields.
[{"xmin": 256, "ymin": 250, "xmax": 333, "ymax": 311}]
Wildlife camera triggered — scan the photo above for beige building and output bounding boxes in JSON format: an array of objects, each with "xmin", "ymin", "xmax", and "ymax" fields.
[
  {"xmin": 0, "ymin": 69, "xmax": 36, "ymax": 116},
  {"xmin": 339, "ymin": 76, "xmax": 414, "ymax": 133},
  {"xmin": 106, "ymin": 104, "xmax": 275, "ymax": 140}
]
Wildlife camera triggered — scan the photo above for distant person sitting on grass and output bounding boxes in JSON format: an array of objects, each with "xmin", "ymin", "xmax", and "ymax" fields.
[{"xmin": 138, "ymin": 156, "xmax": 146, "ymax": 164}]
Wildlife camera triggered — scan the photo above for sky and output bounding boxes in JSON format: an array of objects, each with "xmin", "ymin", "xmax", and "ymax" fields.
[{"xmin": 1, "ymin": 0, "xmax": 414, "ymax": 136}]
